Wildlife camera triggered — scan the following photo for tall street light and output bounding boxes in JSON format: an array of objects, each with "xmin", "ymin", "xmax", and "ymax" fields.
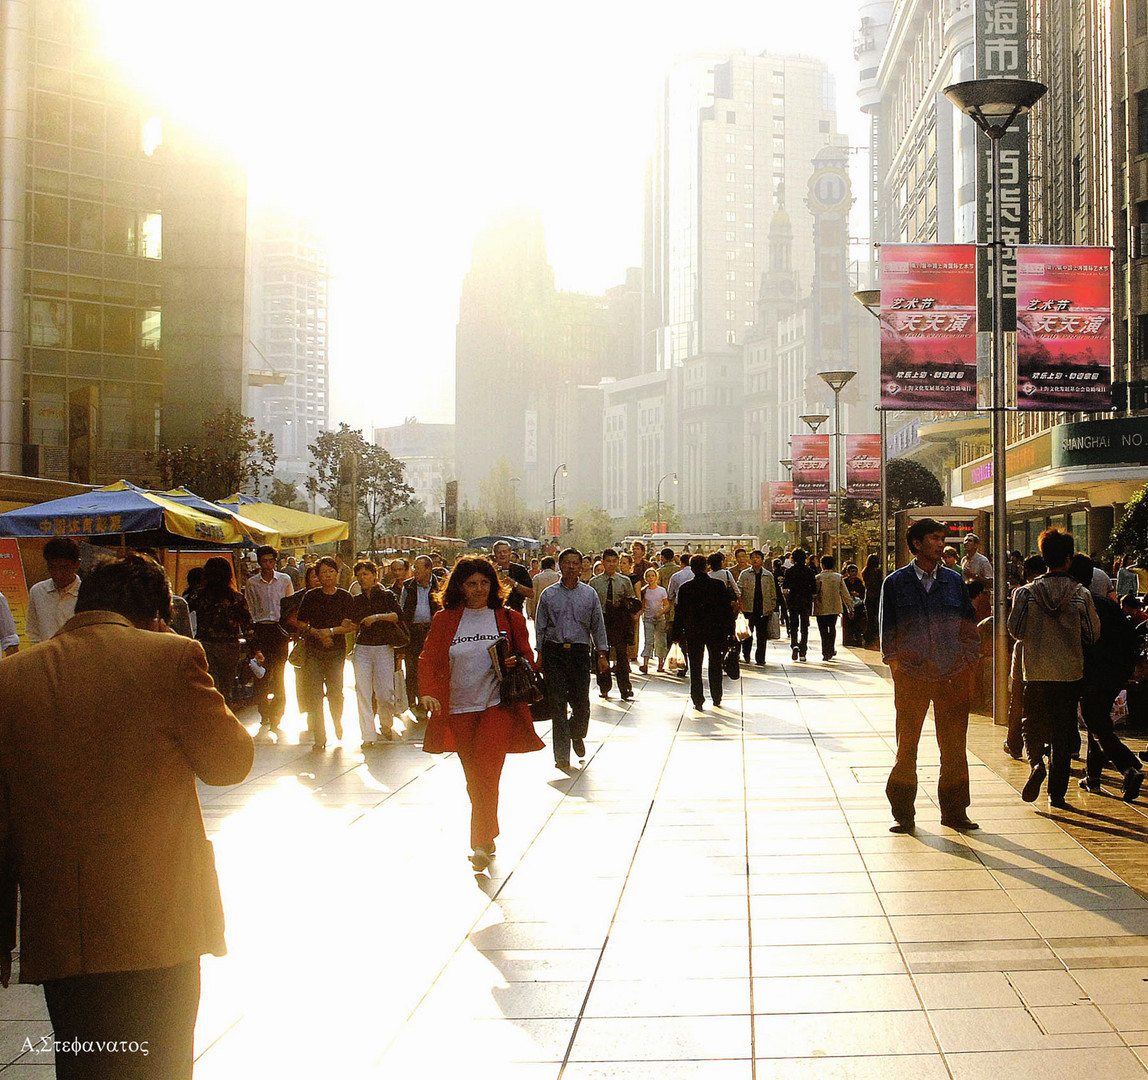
[
  {"xmin": 655, "ymin": 471, "xmax": 678, "ymax": 537},
  {"xmin": 798, "ymin": 414, "xmax": 828, "ymax": 553},
  {"xmin": 818, "ymin": 370, "xmax": 857, "ymax": 568},
  {"xmin": 943, "ymin": 76, "xmax": 1047, "ymax": 731},
  {"xmin": 780, "ymin": 458, "xmax": 799, "ymax": 548},
  {"xmin": 852, "ymin": 288, "xmax": 889, "ymax": 573},
  {"xmin": 551, "ymin": 462, "xmax": 567, "ymax": 539}
]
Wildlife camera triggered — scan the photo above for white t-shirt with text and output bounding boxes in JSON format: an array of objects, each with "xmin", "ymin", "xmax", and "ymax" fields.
[{"xmin": 448, "ymin": 608, "xmax": 502, "ymax": 714}]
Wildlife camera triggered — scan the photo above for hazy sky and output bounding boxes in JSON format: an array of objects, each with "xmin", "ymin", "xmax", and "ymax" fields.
[{"xmin": 93, "ymin": 0, "xmax": 870, "ymax": 435}]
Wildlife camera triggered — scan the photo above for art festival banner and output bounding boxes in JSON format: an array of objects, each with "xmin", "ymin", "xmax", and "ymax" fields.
[
  {"xmin": 845, "ymin": 434, "xmax": 882, "ymax": 499},
  {"xmin": 790, "ymin": 435, "xmax": 831, "ymax": 499},
  {"xmin": 880, "ymin": 244, "xmax": 978, "ymax": 410},
  {"xmin": 1016, "ymin": 246, "xmax": 1112, "ymax": 411},
  {"xmin": 768, "ymin": 481, "xmax": 795, "ymax": 522}
]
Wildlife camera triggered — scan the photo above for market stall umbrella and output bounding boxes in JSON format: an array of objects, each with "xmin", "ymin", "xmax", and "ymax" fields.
[
  {"xmin": 0, "ymin": 481, "xmax": 252, "ymax": 546},
  {"xmin": 216, "ymin": 496, "xmax": 349, "ymax": 547},
  {"xmin": 155, "ymin": 488, "xmax": 281, "ymax": 548}
]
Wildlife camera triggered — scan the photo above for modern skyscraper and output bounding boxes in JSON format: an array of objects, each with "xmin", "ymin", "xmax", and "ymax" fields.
[
  {"xmin": 246, "ymin": 206, "xmax": 330, "ymax": 478},
  {"xmin": 0, "ymin": 0, "xmax": 248, "ymax": 483}
]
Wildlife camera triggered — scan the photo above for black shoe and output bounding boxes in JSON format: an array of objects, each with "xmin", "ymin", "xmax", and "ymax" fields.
[
  {"xmin": 1003, "ymin": 740, "xmax": 1023, "ymax": 761},
  {"xmin": 940, "ymin": 816, "xmax": 980, "ymax": 831},
  {"xmin": 792, "ymin": 647, "xmax": 799, "ymax": 660},
  {"xmin": 1123, "ymin": 768, "xmax": 1145, "ymax": 802},
  {"xmin": 889, "ymin": 818, "xmax": 915, "ymax": 834},
  {"xmin": 1021, "ymin": 762, "xmax": 1046, "ymax": 802},
  {"xmin": 572, "ymin": 738, "xmax": 586, "ymax": 759},
  {"xmin": 620, "ymin": 693, "xmax": 634, "ymax": 702},
  {"xmin": 1079, "ymin": 776, "xmax": 1102, "ymax": 793},
  {"xmin": 555, "ymin": 759, "xmax": 571, "ymax": 770},
  {"xmin": 713, "ymin": 698, "xmax": 722, "ymax": 707},
  {"xmin": 799, "ymin": 653, "xmax": 807, "ymax": 662},
  {"xmin": 1049, "ymin": 797, "xmax": 1071, "ymax": 810},
  {"xmin": 1140, "ymin": 750, "xmax": 1148, "ymax": 764}
]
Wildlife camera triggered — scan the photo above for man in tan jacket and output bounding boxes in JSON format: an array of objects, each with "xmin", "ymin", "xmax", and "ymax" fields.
[{"xmin": 0, "ymin": 553, "xmax": 254, "ymax": 1079}]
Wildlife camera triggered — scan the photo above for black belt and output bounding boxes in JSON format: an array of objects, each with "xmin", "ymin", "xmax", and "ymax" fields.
[{"xmin": 543, "ymin": 642, "xmax": 591, "ymax": 651}]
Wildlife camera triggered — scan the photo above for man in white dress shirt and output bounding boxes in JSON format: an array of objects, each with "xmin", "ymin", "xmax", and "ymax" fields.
[
  {"xmin": 244, "ymin": 545, "xmax": 294, "ymax": 729},
  {"xmin": 25, "ymin": 538, "xmax": 81, "ymax": 644}
]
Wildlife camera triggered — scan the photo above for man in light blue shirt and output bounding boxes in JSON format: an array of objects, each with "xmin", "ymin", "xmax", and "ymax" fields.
[{"xmin": 535, "ymin": 548, "xmax": 609, "ymax": 770}]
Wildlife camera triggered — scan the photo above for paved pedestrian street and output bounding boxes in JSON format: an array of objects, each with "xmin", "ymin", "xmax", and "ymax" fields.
[{"xmin": 4, "ymin": 648, "xmax": 1148, "ymax": 1078}]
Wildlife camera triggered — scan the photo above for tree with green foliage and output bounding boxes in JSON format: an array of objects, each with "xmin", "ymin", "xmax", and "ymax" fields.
[
  {"xmin": 152, "ymin": 409, "xmax": 277, "ymax": 502},
  {"xmin": 571, "ymin": 505, "xmax": 616, "ymax": 555},
  {"xmin": 885, "ymin": 458, "xmax": 944, "ymax": 514},
  {"xmin": 268, "ymin": 477, "xmax": 308, "ymax": 512},
  {"xmin": 308, "ymin": 424, "xmax": 414, "ymax": 550},
  {"xmin": 1111, "ymin": 484, "xmax": 1148, "ymax": 563},
  {"xmin": 629, "ymin": 498, "xmax": 682, "ymax": 536},
  {"xmin": 478, "ymin": 459, "xmax": 528, "ymax": 536}
]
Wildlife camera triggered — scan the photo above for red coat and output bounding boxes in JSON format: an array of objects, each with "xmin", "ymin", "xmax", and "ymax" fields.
[{"xmin": 418, "ymin": 605, "xmax": 544, "ymax": 755}]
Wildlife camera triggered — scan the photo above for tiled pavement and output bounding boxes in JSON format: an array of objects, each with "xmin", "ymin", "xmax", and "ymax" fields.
[{"xmin": 4, "ymin": 646, "xmax": 1148, "ymax": 1078}]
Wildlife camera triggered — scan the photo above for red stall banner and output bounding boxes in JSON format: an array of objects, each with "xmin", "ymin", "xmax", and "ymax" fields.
[
  {"xmin": 1016, "ymin": 246, "xmax": 1112, "ymax": 411},
  {"xmin": 791, "ymin": 435, "xmax": 831, "ymax": 499},
  {"xmin": 768, "ymin": 481, "xmax": 795, "ymax": 522},
  {"xmin": 879, "ymin": 244, "xmax": 977, "ymax": 410},
  {"xmin": 0, "ymin": 539, "xmax": 29, "ymax": 643},
  {"xmin": 845, "ymin": 434, "xmax": 882, "ymax": 499}
]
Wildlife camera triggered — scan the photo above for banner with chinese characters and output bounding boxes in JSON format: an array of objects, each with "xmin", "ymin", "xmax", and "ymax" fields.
[
  {"xmin": 0, "ymin": 539, "xmax": 29, "ymax": 644},
  {"xmin": 768, "ymin": 481, "xmax": 795, "ymax": 522},
  {"xmin": 845, "ymin": 434, "xmax": 882, "ymax": 499},
  {"xmin": 1016, "ymin": 246, "xmax": 1112, "ymax": 411},
  {"xmin": 880, "ymin": 244, "xmax": 978, "ymax": 410},
  {"xmin": 790, "ymin": 435, "xmax": 831, "ymax": 499}
]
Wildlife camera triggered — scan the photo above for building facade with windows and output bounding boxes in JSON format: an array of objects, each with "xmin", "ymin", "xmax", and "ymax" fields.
[
  {"xmin": 374, "ymin": 419, "xmax": 454, "ymax": 520},
  {"xmin": 0, "ymin": 0, "xmax": 247, "ymax": 484}
]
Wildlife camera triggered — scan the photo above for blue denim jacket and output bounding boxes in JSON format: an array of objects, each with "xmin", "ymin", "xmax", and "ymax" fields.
[{"xmin": 879, "ymin": 562, "xmax": 980, "ymax": 680}]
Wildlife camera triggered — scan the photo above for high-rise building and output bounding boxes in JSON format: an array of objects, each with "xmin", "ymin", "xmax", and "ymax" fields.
[
  {"xmin": 246, "ymin": 207, "xmax": 330, "ymax": 478},
  {"xmin": 374, "ymin": 419, "xmax": 454, "ymax": 522},
  {"xmin": 454, "ymin": 211, "xmax": 640, "ymax": 513},
  {"xmin": 0, "ymin": 0, "xmax": 247, "ymax": 484}
]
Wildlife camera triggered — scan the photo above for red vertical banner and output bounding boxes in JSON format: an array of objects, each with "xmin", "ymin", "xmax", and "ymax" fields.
[
  {"xmin": 845, "ymin": 434, "xmax": 882, "ymax": 499},
  {"xmin": 880, "ymin": 244, "xmax": 977, "ymax": 410},
  {"xmin": 0, "ymin": 539, "xmax": 30, "ymax": 643},
  {"xmin": 1016, "ymin": 246, "xmax": 1112, "ymax": 411},
  {"xmin": 790, "ymin": 435, "xmax": 831, "ymax": 499},
  {"xmin": 768, "ymin": 481, "xmax": 795, "ymax": 522}
]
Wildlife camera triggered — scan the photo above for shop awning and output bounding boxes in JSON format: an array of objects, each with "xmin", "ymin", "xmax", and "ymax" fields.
[{"xmin": 216, "ymin": 496, "xmax": 349, "ymax": 547}]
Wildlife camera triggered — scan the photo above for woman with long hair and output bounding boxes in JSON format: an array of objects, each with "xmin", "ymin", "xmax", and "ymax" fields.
[
  {"xmin": 193, "ymin": 556, "xmax": 261, "ymax": 704},
  {"xmin": 862, "ymin": 552, "xmax": 884, "ymax": 649},
  {"xmin": 419, "ymin": 556, "xmax": 543, "ymax": 871}
]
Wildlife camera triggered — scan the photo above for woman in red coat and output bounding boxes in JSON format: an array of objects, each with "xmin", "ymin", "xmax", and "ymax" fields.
[{"xmin": 419, "ymin": 556, "xmax": 543, "ymax": 871}]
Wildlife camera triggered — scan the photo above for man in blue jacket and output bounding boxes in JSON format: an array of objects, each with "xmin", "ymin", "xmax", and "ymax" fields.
[{"xmin": 880, "ymin": 517, "xmax": 982, "ymax": 833}]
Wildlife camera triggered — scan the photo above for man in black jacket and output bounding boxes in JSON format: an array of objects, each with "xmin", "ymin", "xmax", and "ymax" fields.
[
  {"xmin": 1070, "ymin": 554, "xmax": 1145, "ymax": 800},
  {"xmin": 782, "ymin": 549, "xmax": 818, "ymax": 661},
  {"xmin": 675, "ymin": 555, "xmax": 733, "ymax": 710}
]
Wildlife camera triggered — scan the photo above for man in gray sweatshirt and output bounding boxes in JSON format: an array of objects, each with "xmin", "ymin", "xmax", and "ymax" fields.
[{"xmin": 1007, "ymin": 528, "xmax": 1100, "ymax": 809}]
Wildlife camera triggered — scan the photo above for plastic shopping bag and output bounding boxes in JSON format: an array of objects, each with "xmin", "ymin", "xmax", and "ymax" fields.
[
  {"xmin": 666, "ymin": 642, "xmax": 686, "ymax": 673},
  {"xmin": 735, "ymin": 613, "xmax": 751, "ymax": 641}
]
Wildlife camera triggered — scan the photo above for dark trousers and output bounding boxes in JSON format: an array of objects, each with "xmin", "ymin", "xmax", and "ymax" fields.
[
  {"xmin": 1023, "ymin": 680, "xmax": 1082, "ymax": 800},
  {"xmin": 741, "ymin": 612, "xmax": 768, "ymax": 665},
  {"xmin": 252, "ymin": 622, "xmax": 289, "ymax": 723},
  {"xmin": 789, "ymin": 611, "xmax": 810, "ymax": 656},
  {"xmin": 596, "ymin": 635, "xmax": 632, "ymax": 697},
  {"xmin": 816, "ymin": 614, "xmax": 839, "ymax": 658},
  {"xmin": 1080, "ymin": 678, "xmax": 1140, "ymax": 780},
  {"xmin": 543, "ymin": 644, "xmax": 592, "ymax": 765},
  {"xmin": 886, "ymin": 670, "xmax": 972, "ymax": 823},
  {"xmin": 200, "ymin": 640, "xmax": 241, "ymax": 703},
  {"xmin": 864, "ymin": 599, "xmax": 880, "ymax": 647},
  {"xmin": 843, "ymin": 607, "xmax": 866, "ymax": 647},
  {"xmin": 406, "ymin": 622, "xmax": 431, "ymax": 708},
  {"xmin": 43, "ymin": 960, "xmax": 200, "ymax": 1080},
  {"xmin": 446, "ymin": 705, "xmax": 513, "ymax": 848},
  {"xmin": 305, "ymin": 648, "xmax": 346, "ymax": 744},
  {"xmin": 686, "ymin": 636, "xmax": 725, "ymax": 708}
]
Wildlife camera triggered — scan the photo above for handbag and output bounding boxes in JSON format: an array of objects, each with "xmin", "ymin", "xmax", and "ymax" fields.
[
  {"xmin": 766, "ymin": 611, "xmax": 781, "ymax": 640},
  {"xmin": 491, "ymin": 610, "xmax": 544, "ymax": 707},
  {"xmin": 723, "ymin": 640, "xmax": 741, "ymax": 680},
  {"xmin": 287, "ymin": 638, "xmax": 308, "ymax": 668},
  {"xmin": 529, "ymin": 669, "xmax": 552, "ymax": 721}
]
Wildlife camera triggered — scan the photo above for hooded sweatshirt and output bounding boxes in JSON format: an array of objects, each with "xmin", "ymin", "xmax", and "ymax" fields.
[{"xmin": 1006, "ymin": 572, "xmax": 1100, "ymax": 682}]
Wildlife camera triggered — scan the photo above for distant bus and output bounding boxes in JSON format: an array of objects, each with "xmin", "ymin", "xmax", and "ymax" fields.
[{"xmin": 622, "ymin": 533, "xmax": 760, "ymax": 555}]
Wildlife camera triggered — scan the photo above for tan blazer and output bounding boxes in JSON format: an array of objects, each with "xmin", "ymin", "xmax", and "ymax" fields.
[{"xmin": 0, "ymin": 611, "xmax": 254, "ymax": 983}]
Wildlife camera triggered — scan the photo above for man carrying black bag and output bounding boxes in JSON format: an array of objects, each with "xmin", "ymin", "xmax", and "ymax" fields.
[{"xmin": 675, "ymin": 555, "xmax": 734, "ymax": 711}]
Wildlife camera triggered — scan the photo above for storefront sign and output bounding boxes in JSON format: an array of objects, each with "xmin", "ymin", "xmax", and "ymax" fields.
[
  {"xmin": 768, "ymin": 481, "xmax": 795, "ymax": 522},
  {"xmin": 961, "ymin": 431, "xmax": 1052, "ymax": 490},
  {"xmin": 1016, "ymin": 246, "xmax": 1112, "ymax": 411},
  {"xmin": 845, "ymin": 434, "xmax": 882, "ymax": 498},
  {"xmin": 1051, "ymin": 417, "xmax": 1148, "ymax": 468},
  {"xmin": 790, "ymin": 435, "xmax": 831, "ymax": 499},
  {"xmin": 880, "ymin": 244, "xmax": 978, "ymax": 410}
]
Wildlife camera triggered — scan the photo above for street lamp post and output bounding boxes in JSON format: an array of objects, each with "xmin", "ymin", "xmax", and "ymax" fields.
[
  {"xmin": 818, "ymin": 370, "xmax": 857, "ymax": 568},
  {"xmin": 943, "ymin": 77, "xmax": 1047, "ymax": 731},
  {"xmin": 852, "ymin": 288, "xmax": 889, "ymax": 572},
  {"xmin": 551, "ymin": 462, "xmax": 567, "ymax": 538},
  {"xmin": 780, "ymin": 458, "xmax": 798, "ymax": 547},
  {"xmin": 799, "ymin": 413, "xmax": 829, "ymax": 554},
  {"xmin": 655, "ymin": 471, "xmax": 678, "ymax": 537}
]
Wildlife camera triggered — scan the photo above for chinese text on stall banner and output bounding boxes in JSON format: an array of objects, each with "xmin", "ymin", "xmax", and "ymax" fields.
[
  {"xmin": 879, "ymin": 244, "xmax": 978, "ymax": 411},
  {"xmin": 1016, "ymin": 246, "xmax": 1112, "ymax": 412},
  {"xmin": 790, "ymin": 435, "xmax": 831, "ymax": 499}
]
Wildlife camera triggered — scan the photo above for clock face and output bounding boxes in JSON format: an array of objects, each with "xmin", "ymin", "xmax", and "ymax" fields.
[{"xmin": 808, "ymin": 168, "xmax": 851, "ymax": 213}]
